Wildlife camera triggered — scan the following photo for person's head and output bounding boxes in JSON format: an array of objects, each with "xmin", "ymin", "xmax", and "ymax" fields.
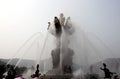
[
  {"xmin": 103, "ymin": 63, "xmax": 106, "ymax": 67},
  {"xmin": 37, "ymin": 64, "xmax": 39, "ymax": 69}
]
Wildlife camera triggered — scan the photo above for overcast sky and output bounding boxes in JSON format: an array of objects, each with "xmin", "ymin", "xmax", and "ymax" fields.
[{"xmin": 0, "ymin": 0, "xmax": 120, "ymax": 61}]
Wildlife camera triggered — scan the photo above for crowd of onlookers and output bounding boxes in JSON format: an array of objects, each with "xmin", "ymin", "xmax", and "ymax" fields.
[{"xmin": 0, "ymin": 63, "xmax": 119, "ymax": 79}]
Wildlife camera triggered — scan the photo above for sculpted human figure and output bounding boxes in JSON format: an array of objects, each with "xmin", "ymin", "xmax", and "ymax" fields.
[
  {"xmin": 54, "ymin": 16, "xmax": 62, "ymax": 37},
  {"xmin": 59, "ymin": 13, "xmax": 65, "ymax": 26}
]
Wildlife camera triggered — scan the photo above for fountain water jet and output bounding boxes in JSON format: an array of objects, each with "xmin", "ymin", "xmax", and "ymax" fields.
[{"xmin": 4, "ymin": 13, "xmax": 120, "ymax": 79}]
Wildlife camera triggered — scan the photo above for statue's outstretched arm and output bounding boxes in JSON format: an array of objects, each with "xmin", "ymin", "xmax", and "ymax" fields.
[{"xmin": 47, "ymin": 22, "xmax": 51, "ymax": 30}]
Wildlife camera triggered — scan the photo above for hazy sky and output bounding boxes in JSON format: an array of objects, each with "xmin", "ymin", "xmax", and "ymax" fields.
[{"xmin": 0, "ymin": 0, "xmax": 120, "ymax": 60}]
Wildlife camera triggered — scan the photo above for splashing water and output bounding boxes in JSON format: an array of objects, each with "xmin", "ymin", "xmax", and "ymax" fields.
[{"xmin": 6, "ymin": 14, "xmax": 120, "ymax": 79}]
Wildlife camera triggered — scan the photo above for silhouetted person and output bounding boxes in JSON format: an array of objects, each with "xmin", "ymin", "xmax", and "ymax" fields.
[
  {"xmin": 31, "ymin": 64, "xmax": 40, "ymax": 78},
  {"xmin": 6, "ymin": 66, "xmax": 16, "ymax": 79},
  {"xmin": 0, "ymin": 65, "xmax": 6, "ymax": 78},
  {"xmin": 100, "ymin": 63, "xmax": 113, "ymax": 79},
  {"xmin": 35, "ymin": 64, "xmax": 40, "ymax": 77},
  {"xmin": 54, "ymin": 16, "xmax": 62, "ymax": 37}
]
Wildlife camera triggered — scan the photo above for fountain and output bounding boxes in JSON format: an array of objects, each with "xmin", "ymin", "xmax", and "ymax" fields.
[
  {"xmin": 4, "ymin": 13, "xmax": 120, "ymax": 79},
  {"xmin": 4, "ymin": 13, "xmax": 100, "ymax": 79},
  {"xmin": 45, "ymin": 13, "xmax": 75, "ymax": 79}
]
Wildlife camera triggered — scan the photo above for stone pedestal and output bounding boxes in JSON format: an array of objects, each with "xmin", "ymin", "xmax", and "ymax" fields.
[{"xmin": 46, "ymin": 48, "xmax": 74, "ymax": 75}]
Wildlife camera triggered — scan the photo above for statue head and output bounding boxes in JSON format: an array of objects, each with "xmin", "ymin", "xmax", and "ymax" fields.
[
  {"xmin": 67, "ymin": 17, "xmax": 70, "ymax": 20},
  {"xmin": 48, "ymin": 22, "xmax": 50, "ymax": 24},
  {"xmin": 54, "ymin": 16, "xmax": 59, "ymax": 23},
  {"xmin": 60, "ymin": 13, "xmax": 64, "ymax": 18}
]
